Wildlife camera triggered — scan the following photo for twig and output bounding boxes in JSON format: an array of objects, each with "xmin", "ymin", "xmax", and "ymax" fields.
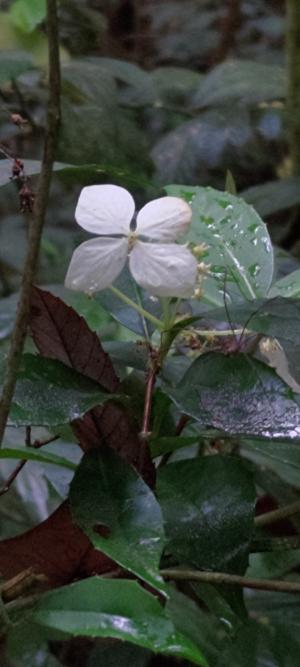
[
  {"xmin": 0, "ymin": 0, "xmax": 61, "ymax": 447},
  {"xmin": 1, "ymin": 567, "xmax": 47, "ymax": 603},
  {"xmin": 0, "ymin": 434, "xmax": 59, "ymax": 495},
  {"xmin": 139, "ymin": 348, "xmax": 160, "ymax": 470},
  {"xmin": 160, "ymin": 567, "xmax": 300, "ymax": 594},
  {"xmin": 0, "ymin": 460, "xmax": 26, "ymax": 496},
  {"xmin": 255, "ymin": 499, "xmax": 300, "ymax": 528}
]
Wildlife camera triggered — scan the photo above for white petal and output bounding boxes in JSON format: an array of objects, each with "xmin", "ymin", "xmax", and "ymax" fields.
[
  {"xmin": 65, "ymin": 237, "xmax": 128, "ymax": 293},
  {"xmin": 129, "ymin": 241, "xmax": 198, "ymax": 297},
  {"xmin": 136, "ymin": 196, "xmax": 192, "ymax": 241},
  {"xmin": 75, "ymin": 185, "xmax": 135, "ymax": 235}
]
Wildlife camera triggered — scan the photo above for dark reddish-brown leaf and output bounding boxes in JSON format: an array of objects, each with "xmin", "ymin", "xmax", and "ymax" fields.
[
  {"xmin": 29, "ymin": 287, "xmax": 155, "ymax": 486},
  {"xmin": 30, "ymin": 286, "xmax": 119, "ymax": 391},
  {"xmin": 0, "ymin": 501, "xmax": 116, "ymax": 587}
]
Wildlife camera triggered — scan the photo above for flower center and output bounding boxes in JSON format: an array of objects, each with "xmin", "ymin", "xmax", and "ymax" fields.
[{"xmin": 128, "ymin": 231, "xmax": 138, "ymax": 250}]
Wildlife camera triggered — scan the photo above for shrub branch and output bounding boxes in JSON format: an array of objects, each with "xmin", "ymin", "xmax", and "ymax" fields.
[{"xmin": 0, "ymin": 0, "xmax": 61, "ymax": 447}]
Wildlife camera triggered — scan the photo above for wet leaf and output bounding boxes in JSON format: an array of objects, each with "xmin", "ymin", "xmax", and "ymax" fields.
[
  {"xmin": 29, "ymin": 287, "xmax": 155, "ymax": 485},
  {"xmin": 157, "ymin": 456, "xmax": 255, "ymax": 573},
  {"xmin": 202, "ymin": 296, "xmax": 300, "ymax": 384},
  {"xmin": 166, "ymin": 185, "xmax": 274, "ymax": 306},
  {"xmin": 3, "ymin": 354, "xmax": 115, "ymax": 427},
  {"xmin": 166, "ymin": 352, "xmax": 300, "ymax": 440},
  {"xmin": 31, "ymin": 577, "xmax": 207, "ymax": 665},
  {"xmin": 70, "ymin": 448, "xmax": 166, "ymax": 593}
]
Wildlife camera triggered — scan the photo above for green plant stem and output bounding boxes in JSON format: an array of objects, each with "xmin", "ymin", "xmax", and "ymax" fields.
[
  {"xmin": 255, "ymin": 499, "xmax": 300, "ymax": 528},
  {"xmin": 161, "ymin": 567, "xmax": 300, "ymax": 594},
  {"xmin": 0, "ymin": 0, "xmax": 61, "ymax": 448},
  {"xmin": 109, "ymin": 285, "xmax": 163, "ymax": 331}
]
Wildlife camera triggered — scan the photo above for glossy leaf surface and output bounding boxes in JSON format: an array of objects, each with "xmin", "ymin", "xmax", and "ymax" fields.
[
  {"xmin": 70, "ymin": 448, "xmax": 166, "ymax": 593},
  {"xmin": 31, "ymin": 577, "xmax": 207, "ymax": 665},
  {"xmin": 166, "ymin": 352, "xmax": 300, "ymax": 440},
  {"xmin": 166, "ymin": 185, "xmax": 273, "ymax": 306},
  {"xmin": 2, "ymin": 354, "xmax": 115, "ymax": 427},
  {"xmin": 157, "ymin": 456, "xmax": 255, "ymax": 573}
]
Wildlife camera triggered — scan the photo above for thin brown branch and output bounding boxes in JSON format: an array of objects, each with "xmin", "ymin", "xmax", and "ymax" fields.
[
  {"xmin": 0, "ymin": 460, "xmax": 26, "ymax": 496},
  {"xmin": 255, "ymin": 499, "xmax": 300, "ymax": 528},
  {"xmin": 0, "ymin": 434, "xmax": 59, "ymax": 495},
  {"xmin": 160, "ymin": 567, "xmax": 300, "ymax": 594},
  {"xmin": 1, "ymin": 567, "xmax": 47, "ymax": 603},
  {"xmin": 0, "ymin": 0, "xmax": 61, "ymax": 447}
]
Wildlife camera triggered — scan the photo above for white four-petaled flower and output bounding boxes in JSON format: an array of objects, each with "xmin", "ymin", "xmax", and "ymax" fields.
[{"xmin": 65, "ymin": 184, "xmax": 198, "ymax": 297}]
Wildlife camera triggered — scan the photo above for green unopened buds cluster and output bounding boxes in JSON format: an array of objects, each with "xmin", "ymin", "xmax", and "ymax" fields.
[{"xmin": 65, "ymin": 184, "xmax": 198, "ymax": 298}]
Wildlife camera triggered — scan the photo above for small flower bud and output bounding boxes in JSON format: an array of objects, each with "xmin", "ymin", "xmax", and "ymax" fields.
[
  {"xmin": 192, "ymin": 242, "xmax": 208, "ymax": 257},
  {"xmin": 193, "ymin": 287, "xmax": 204, "ymax": 299},
  {"xmin": 197, "ymin": 261, "xmax": 211, "ymax": 275}
]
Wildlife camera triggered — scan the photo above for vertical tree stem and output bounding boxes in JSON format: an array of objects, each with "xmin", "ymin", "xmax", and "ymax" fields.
[
  {"xmin": 0, "ymin": 0, "xmax": 61, "ymax": 447},
  {"xmin": 286, "ymin": 0, "xmax": 300, "ymax": 174}
]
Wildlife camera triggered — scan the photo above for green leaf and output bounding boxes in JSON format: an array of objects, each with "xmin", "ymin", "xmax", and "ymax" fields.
[
  {"xmin": 242, "ymin": 177, "xmax": 300, "ymax": 218},
  {"xmin": 242, "ymin": 438, "xmax": 300, "ymax": 471},
  {"xmin": 70, "ymin": 448, "xmax": 166, "ymax": 594},
  {"xmin": 10, "ymin": 0, "xmax": 46, "ymax": 33},
  {"xmin": 269, "ymin": 268, "xmax": 300, "ymax": 298},
  {"xmin": 202, "ymin": 296, "xmax": 300, "ymax": 384},
  {"xmin": 157, "ymin": 456, "xmax": 255, "ymax": 573},
  {"xmin": 31, "ymin": 577, "xmax": 207, "ymax": 666},
  {"xmin": 6, "ymin": 619, "xmax": 62, "ymax": 667},
  {"xmin": 58, "ymin": 89, "xmax": 151, "ymax": 175},
  {"xmin": 241, "ymin": 437, "xmax": 300, "ymax": 487},
  {"xmin": 166, "ymin": 185, "xmax": 274, "ymax": 306},
  {"xmin": 191, "ymin": 59, "xmax": 286, "ymax": 108},
  {"xmin": 3, "ymin": 354, "xmax": 116, "ymax": 426},
  {"xmin": 0, "ymin": 447, "xmax": 76, "ymax": 471},
  {"xmin": 153, "ymin": 108, "xmax": 255, "ymax": 186},
  {"xmin": 166, "ymin": 352, "xmax": 300, "ymax": 440},
  {"xmin": 166, "ymin": 587, "xmax": 224, "ymax": 664},
  {"xmin": 103, "ymin": 341, "xmax": 148, "ymax": 371},
  {"xmin": 150, "ymin": 435, "xmax": 200, "ymax": 457},
  {"xmin": 0, "ymin": 50, "xmax": 35, "ymax": 85}
]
